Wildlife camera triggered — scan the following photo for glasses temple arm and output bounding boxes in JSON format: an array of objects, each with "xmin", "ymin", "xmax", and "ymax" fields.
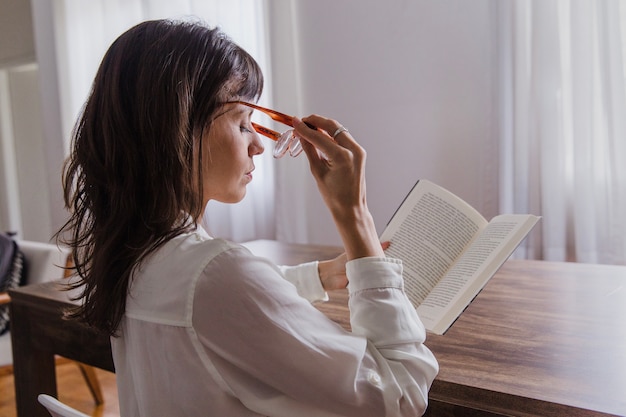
[
  {"xmin": 252, "ymin": 122, "xmax": 280, "ymax": 141},
  {"xmin": 237, "ymin": 101, "xmax": 294, "ymax": 126}
]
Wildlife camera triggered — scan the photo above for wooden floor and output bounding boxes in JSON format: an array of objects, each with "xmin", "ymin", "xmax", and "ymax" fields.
[{"xmin": 0, "ymin": 361, "xmax": 119, "ymax": 417}]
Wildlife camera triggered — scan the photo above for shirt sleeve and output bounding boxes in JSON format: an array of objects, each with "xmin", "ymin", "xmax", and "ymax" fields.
[
  {"xmin": 192, "ymin": 245, "xmax": 438, "ymax": 417},
  {"xmin": 278, "ymin": 262, "xmax": 329, "ymax": 303}
]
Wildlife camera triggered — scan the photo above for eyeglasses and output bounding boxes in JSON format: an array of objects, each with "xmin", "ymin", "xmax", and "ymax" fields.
[{"xmin": 225, "ymin": 101, "xmax": 303, "ymax": 159}]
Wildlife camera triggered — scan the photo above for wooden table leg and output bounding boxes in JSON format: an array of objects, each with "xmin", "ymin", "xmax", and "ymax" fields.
[{"xmin": 10, "ymin": 299, "xmax": 58, "ymax": 417}]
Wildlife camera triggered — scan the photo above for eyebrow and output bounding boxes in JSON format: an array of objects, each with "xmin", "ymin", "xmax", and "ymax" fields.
[
  {"xmin": 229, "ymin": 102, "xmax": 255, "ymax": 116},
  {"xmin": 213, "ymin": 103, "xmax": 251, "ymax": 121}
]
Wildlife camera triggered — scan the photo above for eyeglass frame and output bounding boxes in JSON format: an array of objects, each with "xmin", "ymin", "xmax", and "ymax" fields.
[{"xmin": 222, "ymin": 100, "xmax": 304, "ymax": 158}]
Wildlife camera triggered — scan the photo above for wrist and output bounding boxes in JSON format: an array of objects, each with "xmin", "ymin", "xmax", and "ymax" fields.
[
  {"xmin": 317, "ymin": 260, "xmax": 331, "ymax": 290},
  {"xmin": 333, "ymin": 208, "xmax": 383, "ymax": 260}
]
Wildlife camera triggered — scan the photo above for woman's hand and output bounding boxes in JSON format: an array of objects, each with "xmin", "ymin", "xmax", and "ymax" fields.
[
  {"xmin": 317, "ymin": 242, "xmax": 390, "ymax": 291},
  {"xmin": 318, "ymin": 253, "xmax": 348, "ymax": 291},
  {"xmin": 293, "ymin": 116, "xmax": 365, "ymax": 217},
  {"xmin": 294, "ymin": 115, "xmax": 384, "ymax": 261}
]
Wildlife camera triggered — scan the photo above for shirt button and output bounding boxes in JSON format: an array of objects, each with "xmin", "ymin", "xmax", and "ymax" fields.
[{"xmin": 367, "ymin": 371, "xmax": 382, "ymax": 387}]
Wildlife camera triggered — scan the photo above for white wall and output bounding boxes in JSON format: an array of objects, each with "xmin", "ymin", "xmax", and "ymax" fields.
[
  {"xmin": 6, "ymin": 65, "xmax": 53, "ymax": 242},
  {"xmin": 0, "ymin": 0, "xmax": 63, "ymax": 242},
  {"xmin": 0, "ymin": 0, "xmax": 56, "ymax": 241},
  {"xmin": 269, "ymin": 0, "xmax": 499, "ymax": 245},
  {"xmin": 1, "ymin": 0, "xmax": 501, "ymax": 246},
  {"xmin": 0, "ymin": 0, "xmax": 35, "ymax": 66}
]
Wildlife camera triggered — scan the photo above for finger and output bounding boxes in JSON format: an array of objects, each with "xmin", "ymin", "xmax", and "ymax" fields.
[
  {"xmin": 300, "ymin": 133, "xmax": 325, "ymax": 167},
  {"xmin": 298, "ymin": 124, "xmax": 335, "ymax": 177},
  {"xmin": 293, "ymin": 117, "xmax": 337, "ymax": 157},
  {"xmin": 294, "ymin": 121, "xmax": 342, "ymax": 168},
  {"xmin": 301, "ymin": 114, "xmax": 356, "ymax": 148},
  {"xmin": 294, "ymin": 116, "xmax": 357, "ymax": 158}
]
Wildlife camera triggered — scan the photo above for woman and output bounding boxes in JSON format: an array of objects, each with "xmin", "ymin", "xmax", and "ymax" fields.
[{"xmin": 57, "ymin": 19, "xmax": 438, "ymax": 417}]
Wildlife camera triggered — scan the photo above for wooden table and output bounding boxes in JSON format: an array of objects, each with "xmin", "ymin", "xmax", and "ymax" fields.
[
  {"xmin": 423, "ymin": 259, "xmax": 626, "ymax": 417},
  {"xmin": 9, "ymin": 239, "xmax": 626, "ymax": 417},
  {"xmin": 9, "ymin": 280, "xmax": 114, "ymax": 417}
]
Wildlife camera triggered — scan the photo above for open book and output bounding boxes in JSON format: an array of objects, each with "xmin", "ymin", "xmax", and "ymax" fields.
[{"xmin": 380, "ymin": 180, "xmax": 540, "ymax": 335}]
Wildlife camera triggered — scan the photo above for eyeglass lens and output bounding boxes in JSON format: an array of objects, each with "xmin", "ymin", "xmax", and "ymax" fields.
[{"xmin": 274, "ymin": 130, "xmax": 303, "ymax": 158}]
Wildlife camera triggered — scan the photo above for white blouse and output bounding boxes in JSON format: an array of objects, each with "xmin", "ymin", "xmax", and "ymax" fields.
[{"xmin": 111, "ymin": 226, "xmax": 438, "ymax": 416}]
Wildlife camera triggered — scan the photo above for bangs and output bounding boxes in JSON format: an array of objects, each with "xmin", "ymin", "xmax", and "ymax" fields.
[{"xmin": 229, "ymin": 48, "xmax": 264, "ymax": 102}]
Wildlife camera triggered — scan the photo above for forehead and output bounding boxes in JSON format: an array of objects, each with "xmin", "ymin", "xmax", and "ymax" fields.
[{"xmin": 214, "ymin": 103, "xmax": 253, "ymax": 121}]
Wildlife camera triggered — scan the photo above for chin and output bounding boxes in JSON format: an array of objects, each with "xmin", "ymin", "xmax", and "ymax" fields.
[
  {"xmin": 224, "ymin": 191, "xmax": 246, "ymax": 204},
  {"xmin": 210, "ymin": 184, "xmax": 247, "ymax": 204}
]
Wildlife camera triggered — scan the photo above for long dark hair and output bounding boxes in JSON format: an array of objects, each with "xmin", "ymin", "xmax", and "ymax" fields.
[{"xmin": 55, "ymin": 19, "xmax": 263, "ymax": 336}]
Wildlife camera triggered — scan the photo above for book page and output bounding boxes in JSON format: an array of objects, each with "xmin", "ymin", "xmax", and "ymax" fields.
[
  {"xmin": 416, "ymin": 214, "xmax": 540, "ymax": 334},
  {"xmin": 381, "ymin": 180, "xmax": 488, "ymax": 306}
]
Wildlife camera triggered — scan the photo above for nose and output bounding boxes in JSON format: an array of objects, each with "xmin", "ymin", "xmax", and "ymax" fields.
[{"xmin": 250, "ymin": 131, "xmax": 265, "ymax": 156}]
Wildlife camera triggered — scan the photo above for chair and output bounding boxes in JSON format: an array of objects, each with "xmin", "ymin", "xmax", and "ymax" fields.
[
  {"xmin": 0, "ymin": 240, "xmax": 103, "ymax": 404},
  {"xmin": 37, "ymin": 394, "xmax": 90, "ymax": 417}
]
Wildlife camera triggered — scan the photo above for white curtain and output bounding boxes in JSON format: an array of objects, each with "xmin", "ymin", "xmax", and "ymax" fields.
[
  {"xmin": 41, "ymin": 0, "xmax": 275, "ymax": 242},
  {"xmin": 498, "ymin": 0, "xmax": 626, "ymax": 265}
]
